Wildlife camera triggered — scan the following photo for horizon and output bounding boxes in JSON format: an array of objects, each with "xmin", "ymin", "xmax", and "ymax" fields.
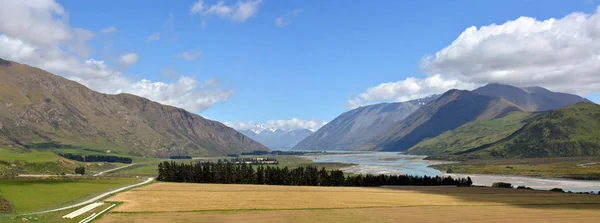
[{"xmin": 2, "ymin": 0, "xmax": 600, "ymax": 131}]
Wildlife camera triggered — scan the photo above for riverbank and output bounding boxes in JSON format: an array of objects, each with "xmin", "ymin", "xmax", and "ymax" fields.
[{"xmin": 431, "ymin": 156, "xmax": 600, "ymax": 180}]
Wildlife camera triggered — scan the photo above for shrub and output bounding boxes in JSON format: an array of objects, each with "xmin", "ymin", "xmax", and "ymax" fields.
[
  {"xmin": 492, "ymin": 182, "xmax": 513, "ymax": 188},
  {"xmin": 516, "ymin": 186, "xmax": 533, "ymax": 190},
  {"xmin": 550, "ymin": 188, "xmax": 565, "ymax": 193},
  {"xmin": 0, "ymin": 196, "xmax": 14, "ymax": 214}
]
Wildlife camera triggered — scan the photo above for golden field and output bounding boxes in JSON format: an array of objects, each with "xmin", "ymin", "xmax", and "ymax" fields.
[{"xmin": 98, "ymin": 183, "xmax": 600, "ymax": 223}]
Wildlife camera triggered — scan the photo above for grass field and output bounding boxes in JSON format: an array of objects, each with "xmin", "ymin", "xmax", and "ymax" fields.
[
  {"xmin": 432, "ymin": 156, "xmax": 600, "ymax": 180},
  {"xmin": 98, "ymin": 182, "xmax": 600, "ymax": 223},
  {"xmin": 0, "ymin": 178, "xmax": 140, "ymax": 214}
]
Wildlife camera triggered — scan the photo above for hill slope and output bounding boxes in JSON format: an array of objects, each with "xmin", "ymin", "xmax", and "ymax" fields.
[
  {"xmin": 0, "ymin": 58, "xmax": 267, "ymax": 157},
  {"xmin": 292, "ymin": 96, "xmax": 437, "ymax": 151},
  {"xmin": 240, "ymin": 129, "xmax": 313, "ymax": 150},
  {"xmin": 371, "ymin": 89, "xmax": 525, "ymax": 151},
  {"xmin": 461, "ymin": 102, "xmax": 600, "ymax": 158},
  {"xmin": 407, "ymin": 112, "xmax": 539, "ymax": 155},
  {"xmin": 472, "ymin": 83, "xmax": 590, "ymax": 112}
]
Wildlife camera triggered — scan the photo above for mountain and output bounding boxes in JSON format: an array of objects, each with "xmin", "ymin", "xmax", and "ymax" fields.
[
  {"xmin": 293, "ymin": 96, "xmax": 438, "ymax": 151},
  {"xmin": 0, "ymin": 58, "xmax": 267, "ymax": 157},
  {"xmin": 370, "ymin": 89, "xmax": 525, "ymax": 151},
  {"xmin": 407, "ymin": 111, "xmax": 540, "ymax": 156},
  {"xmin": 472, "ymin": 83, "xmax": 591, "ymax": 112},
  {"xmin": 239, "ymin": 128, "xmax": 313, "ymax": 150},
  {"xmin": 458, "ymin": 102, "xmax": 600, "ymax": 159}
]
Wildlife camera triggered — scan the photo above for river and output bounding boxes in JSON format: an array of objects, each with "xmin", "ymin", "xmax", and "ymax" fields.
[{"xmin": 303, "ymin": 152, "xmax": 600, "ymax": 193}]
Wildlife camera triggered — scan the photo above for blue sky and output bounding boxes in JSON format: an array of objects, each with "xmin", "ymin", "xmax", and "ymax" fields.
[{"xmin": 2, "ymin": 0, "xmax": 600, "ymax": 130}]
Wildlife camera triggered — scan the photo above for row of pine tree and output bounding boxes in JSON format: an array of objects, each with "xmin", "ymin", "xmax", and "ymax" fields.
[{"xmin": 157, "ymin": 161, "xmax": 473, "ymax": 187}]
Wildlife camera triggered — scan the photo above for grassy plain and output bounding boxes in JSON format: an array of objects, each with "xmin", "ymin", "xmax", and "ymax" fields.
[
  {"xmin": 99, "ymin": 182, "xmax": 600, "ymax": 223},
  {"xmin": 432, "ymin": 156, "xmax": 600, "ymax": 180},
  {"xmin": 0, "ymin": 178, "xmax": 140, "ymax": 214}
]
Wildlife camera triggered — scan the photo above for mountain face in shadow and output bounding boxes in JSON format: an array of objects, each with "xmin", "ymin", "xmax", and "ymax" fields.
[
  {"xmin": 473, "ymin": 83, "xmax": 590, "ymax": 112},
  {"xmin": 372, "ymin": 90, "xmax": 525, "ymax": 152},
  {"xmin": 293, "ymin": 96, "xmax": 438, "ymax": 151}
]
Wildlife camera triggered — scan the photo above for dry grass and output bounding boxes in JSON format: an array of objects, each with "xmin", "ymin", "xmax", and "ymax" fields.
[{"xmin": 98, "ymin": 183, "xmax": 600, "ymax": 223}]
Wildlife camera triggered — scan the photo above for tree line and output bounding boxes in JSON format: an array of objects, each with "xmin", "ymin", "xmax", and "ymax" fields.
[
  {"xmin": 58, "ymin": 153, "xmax": 133, "ymax": 164},
  {"xmin": 157, "ymin": 161, "xmax": 473, "ymax": 187}
]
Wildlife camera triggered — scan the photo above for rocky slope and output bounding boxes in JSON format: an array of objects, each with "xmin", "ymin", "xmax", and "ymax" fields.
[{"xmin": 0, "ymin": 58, "xmax": 267, "ymax": 157}]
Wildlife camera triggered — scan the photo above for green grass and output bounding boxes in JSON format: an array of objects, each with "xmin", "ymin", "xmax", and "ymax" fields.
[
  {"xmin": 407, "ymin": 112, "xmax": 537, "ymax": 156},
  {"xmin": 432, "ymin": 156, "xmax": 600, "ymax": 180},
  {"xmin": 0, "ymin": 148, "xmax": 61, "ymax": 163},
  {"xmin": 0, "ymin": 178, "xmax": 140, "ymax": 214}
]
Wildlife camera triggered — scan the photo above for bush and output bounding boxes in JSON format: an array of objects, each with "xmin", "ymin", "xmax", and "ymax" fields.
[
  {"xmin": 492, "ymin": 182, "xmax": 513, "ymax": 188},
  {"xmin": 0, "ymin": 196, "xmax": 14, "ymax": 214},
  {"xmin": 550, "ymin": 188, "xmax": 565, "ymax": 193},
  {"xmin": 516, "ymin": 186, "xmax": 533, "ymax": 190}
]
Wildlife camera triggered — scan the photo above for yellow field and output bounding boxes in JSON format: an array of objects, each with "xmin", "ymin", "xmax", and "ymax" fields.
[{"xmin": 99, "ymin": 183, "xmax": 600, "ymax": 223}]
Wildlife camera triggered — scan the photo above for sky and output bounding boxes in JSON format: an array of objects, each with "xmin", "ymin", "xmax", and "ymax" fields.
[{"xmin": 1, "ymin": 0, "xmax": 600, "ymax": 131}]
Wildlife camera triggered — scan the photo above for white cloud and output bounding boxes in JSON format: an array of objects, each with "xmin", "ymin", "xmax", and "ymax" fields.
[
  {"xmin": 225, "ymin": 118, "xmax": 327, "ymax": 132},
  {"xmin": 190, "ymin": 0, "xmax": 262, "ymax": 23},
  {"xmin": 347, "ymin": 74, "xmax": 474, "ymax": 109},
  {"xmin": 99, "ymin": 26, "xmax": 117, "ymax": 34},
  {"xmin": 275, "ymin": 8, "xmax": 303, "ymax": 27},
  {"xmin": 147, "ymin": 32, "xmax": 160, "ymax": 41},
  {"xmin": 0, "ymin": 0, "xmax": 234, "ymax": 113},
  {"xmin": 178, "ymin": 51, "xmax": 202, "ymax": 61},
  {"xmin": 421, "ymin": 7, "xmax": 600, "ymax": 96},
  {"xmin": 0, "ymin": 0, "xmax": 71, "ymax": 46},
  {"xmin": 119, "ymin": 53, "xmax": 139, "ymax": 70},
  {"xmin": 350, "ymin": 6, "xmax": 600, "ymax": 108}
]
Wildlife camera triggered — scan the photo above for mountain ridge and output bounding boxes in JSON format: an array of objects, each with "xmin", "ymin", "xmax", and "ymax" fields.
[{"xmin": 0, "ymin": 58, "xmax": 268, "ymax": 157}]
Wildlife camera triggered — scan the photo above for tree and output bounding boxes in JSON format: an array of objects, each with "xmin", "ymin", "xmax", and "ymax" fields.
[
  {"xmin": 75, "ymin": 166, "xmax": 86, "ymax": 175},
  {"xmin": 466, "ymin": 176, "xmax": 473, "ymax": 186}
]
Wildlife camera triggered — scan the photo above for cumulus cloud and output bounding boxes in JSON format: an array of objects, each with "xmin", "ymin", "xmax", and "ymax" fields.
[
  {"xmin": 275, "ymin": 8, "xmax": 303, "ymax": 27},
  {"xmin": 0, "ymin": 0, "xmax": 71, "ymax": 46},
  {"xmin": 99, "ymin": 26, "xmax": 117, "ymax": 34},
  {"xmin": 347, "ymin": 75, "xmax": 474, "ymax": 109},
  {"xmin": 350, "ymin": 6, "xmax": 600, "ymax": 108},
  {"xmin": 225, "ymin": 118, "xmax": 327, "ymax": 132},
  {"xmin": 178, "ymin": 51, "xmax": 202, "ymax": 61},
  {"xmin": 190, "ymin": 0, "xmax": 262, "ymax": 23},
  {"xmin": 118, "ymin": 53, "xmax": 139, "ymax": 70},
  {"xmin": 0, "ymin": 0, "xmax": 234, "ymax": 113}
]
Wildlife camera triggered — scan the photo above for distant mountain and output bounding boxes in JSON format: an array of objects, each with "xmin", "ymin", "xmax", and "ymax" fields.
[
  {"xmin": 292, "ymin": 96, "xmax": 438, "ymax": 151},
  {"xmin": 472, "ymin": 83, "xmax": 590, "ymax": 112},
  {"xmin": 370, "ymin": 89, "xmax": 525, "ymax": 151},
  {"xmin": 457, "ymin": 102, "xmax": 600, "ymax": 159},
  {"xmin": 239, "ymin": 128, "xmax": 313, "ymax": 150},
  {"xmin": 0, "ymin": 58, "xmax": 267, "ymax": 157},
  {"xmin": 407, "ymin": 111, "xmax": 540, "ymax": 156}
]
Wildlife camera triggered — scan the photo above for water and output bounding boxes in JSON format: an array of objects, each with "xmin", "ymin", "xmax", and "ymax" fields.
[
  {"xmin": 305, "ymin": 152, "xmax": 446, "ymax": 176},
  {"xmin": 305, "ymin": 152, "xmax": 600, "ymax": 192}
]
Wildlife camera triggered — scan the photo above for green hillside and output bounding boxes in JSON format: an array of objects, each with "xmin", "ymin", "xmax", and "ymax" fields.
[
  {"xmin": 408, "ymin": 112, "xmax": 539, "ymax": 155},
  {"xmin": 462, "ymin": 102, "xmax": 600, "ymax": 159}
]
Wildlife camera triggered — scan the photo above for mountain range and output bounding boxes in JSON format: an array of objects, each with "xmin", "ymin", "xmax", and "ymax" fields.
[
  {"xmin": 0, "ymin": 58, "xmax": 267, "ymax": 157},
  {"xmin": 238, "ymin": 128, "xmax": 313, "ymax": 150},
  {"xmin": 294, "ymin": 83, "xmax": 590, "ymax": 153}
]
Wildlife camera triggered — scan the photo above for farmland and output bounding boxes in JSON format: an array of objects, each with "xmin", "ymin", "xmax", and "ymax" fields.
[
  {"xmin": 0, "ymin": 178, "xmax": 141, "ymax": 214},
  {"xmin": 98, "ymin": 182, "xmax": 600, "ymax": 223}
]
